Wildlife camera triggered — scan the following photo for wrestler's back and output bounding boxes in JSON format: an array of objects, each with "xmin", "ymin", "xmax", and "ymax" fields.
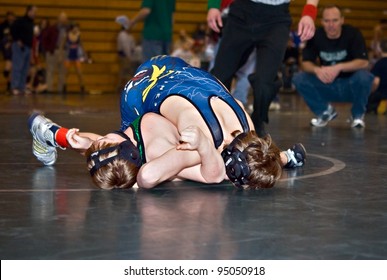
[{"xmin": 160, "ymin": 96, "xmax": 254, "ymax": 151}]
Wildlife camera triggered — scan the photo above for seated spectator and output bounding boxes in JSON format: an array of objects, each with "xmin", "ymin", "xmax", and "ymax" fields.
[
  {"xmin": 293, "ymin": 4, "xmax": 374, "ymax": 128},
  {"xmin": 370, "ymin": 19, "xmax": 387, "ymax": 61},
  {"xmin": 171, "ymin": 33, "xmax": 200, "ymax": 67},
  {"xmin": 367, "ymin": 39, "xmax": 387, "ymax": 115},
  {"xmin": 280, "ymin": 35, "xmax": 299, "ymax": 92},
  {"xmin": 172, "ymin": 29, "xmax": 188, "ymax": 52},
  {"xmin": 191, "ymin": 22, "xmax": 208, "ymax": 61}
]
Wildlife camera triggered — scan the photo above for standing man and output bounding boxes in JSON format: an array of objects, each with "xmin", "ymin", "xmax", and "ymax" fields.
[
  {"xmin": 207, "ymin": 0, "xmax": 319, "ymax": 136},
  {"xmin": 128, "ymin": 0, "xmax": 175, "ymax": 62},
  {"xmin": 10, "ymin": 5, "xmax": 37, "ymax": 95},
  {"xmin": 41, "ymin": 12, "xmax": 68, "ymax": 93},
  {"xmin": 292, "ymin": 5, "xmax": 374, "ymax": 128}
]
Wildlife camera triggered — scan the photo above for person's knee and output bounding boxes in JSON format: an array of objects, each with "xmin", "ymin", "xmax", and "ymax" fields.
[
  {"xmin": 292, "ymin": 72, "xmax": 310, "ymax": 88},
  {"xmin": 352, "ymin": 70, "xmax": 374, "ymax": 86}
]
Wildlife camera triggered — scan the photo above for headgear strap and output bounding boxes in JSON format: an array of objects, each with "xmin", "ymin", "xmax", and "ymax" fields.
[
  {"xmin": 87, "ymin": 140, "xmax": 141, "ymax": 176},
  {"xmin": 221, "ymin": 133, "xmax": 251, "ymax": 188}
]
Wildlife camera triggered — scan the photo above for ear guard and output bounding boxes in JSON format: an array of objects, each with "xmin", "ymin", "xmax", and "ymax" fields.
[
  {"xmin": 221, "ymin": 133, "xmax": 251, "ymax": 188},
  {"xmin": 87, "ymin": 140, "xmax": 142, "ymax": 176}
]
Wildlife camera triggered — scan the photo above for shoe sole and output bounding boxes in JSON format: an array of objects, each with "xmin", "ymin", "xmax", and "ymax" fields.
[{"xmin": 296, "ymin": 143, "xmax": 307, "ymax": 159}]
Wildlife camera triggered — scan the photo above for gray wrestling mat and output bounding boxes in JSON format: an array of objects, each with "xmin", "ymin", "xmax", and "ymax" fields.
[{"xmin": 1, "ymin": 93, "xmax": 386, "ymax": 259}]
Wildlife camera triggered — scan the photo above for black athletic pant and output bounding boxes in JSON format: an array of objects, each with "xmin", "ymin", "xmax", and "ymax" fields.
[{"xmin": 211, "ymin": 0, "xmax": 291, "ymax": 136}]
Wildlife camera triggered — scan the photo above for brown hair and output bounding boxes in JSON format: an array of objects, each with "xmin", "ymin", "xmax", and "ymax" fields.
[
  {"xmin": 229, "ymin": 131, "xmax": 282, "ymax": 189},
  {"xmin": 85, "ymin": 141, "xmax": 139, "ymax": 190}
]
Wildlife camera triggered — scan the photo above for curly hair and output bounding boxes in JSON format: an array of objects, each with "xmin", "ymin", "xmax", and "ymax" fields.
[
  {"xmin": 228, "ymin": 131, "xmax": 282, "ymax": 189},
  {"xmin": 85, "ymin": 141, "xmax": 139, "ymax": 190}
]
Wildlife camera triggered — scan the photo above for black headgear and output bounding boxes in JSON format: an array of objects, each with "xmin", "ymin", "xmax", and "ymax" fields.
[
  {"xmin": 87, "ymin": 140, "xmax": 142, "ymax": 176},
  {"xmin": 221, "ymin": 133, "xmax": 251, "ymax": 188}
]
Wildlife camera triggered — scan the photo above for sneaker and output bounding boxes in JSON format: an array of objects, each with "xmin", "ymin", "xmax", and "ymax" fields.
[
  {"xmin": 310, "ymin": 105, "xmax": 338, "ymax": 127},
  {"xmin": 283, "ymin": 143, "xmax": 306, "ymax": 169},
  {"xmin": 351, "ymin": 117, "xmax": 365, "ymax": 128},
  {"xmin": 28, "ymin": 113, "xmax": 60, "ymax": 165},
  {"xmin": 12, "ymin": 89, "xmax": 20, "ymax": 95},
  {"xmin": 32, "ymin": 138, "xmax": 57, "ymax": 165},
  {"xmin": 269, "ymin": 102, "xmax": 281, "ymax": 111}
]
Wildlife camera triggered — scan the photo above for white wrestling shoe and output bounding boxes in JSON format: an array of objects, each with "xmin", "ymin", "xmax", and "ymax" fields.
[{"xmin": 28, "ymin": 113, "xmax": 59, "ymax": 165}]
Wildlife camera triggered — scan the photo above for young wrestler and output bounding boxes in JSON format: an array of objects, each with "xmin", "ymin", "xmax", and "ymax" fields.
[
  {"xmin": 30, "ymin": 56, "xmax": 304, "ymax": 189},
  {"xmin": 29, "ymin": 112, "xmax": 227, "ymax": 189},
  {"xmin": 118, "ymin": 55, "xmax": 305, "ymax": 187}
]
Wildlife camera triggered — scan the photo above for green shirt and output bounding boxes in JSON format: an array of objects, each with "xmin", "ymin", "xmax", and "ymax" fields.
[
  {"xmin": 208, "ymin": 0, "xmax": 222, "ymax": 9},
  {"xmin": 142, "ymin": 0, "xmax": 175, "ymax": 41}
]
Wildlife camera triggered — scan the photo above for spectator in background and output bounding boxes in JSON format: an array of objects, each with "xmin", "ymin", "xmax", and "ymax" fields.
[
  {"xmin": 26, "ymin": 24, "xmax": 40, "ymax": 93},
  {"xmin": 41, "ymin": 12, "xmax": 68, "ymax": 93},
  {"xmin": 367, "ymin": 39, "xmax": 387, "ymax": 115},
  {"xmin": 10, "ymin": 5, "xmax": 37, "ymax": 95},
  {"xmin": 0, "ymin": 11, "xmax": 15, "ymax": 44},
  {"xmin": 269, "ymin": 32, "xmax": 301, "ymax": 112},
  {"xmin": 115, "ymin": 15, "xmax": 136, "ymax": 92},
  {"xmin": 280, "ymin": 34, "xmax": 299, "ymax": 92},
  {"xmin": 37, "ymin": 18, "xmax": 49, "ymax": 56},
  {"xmin": 192, "ymin": 22, "xmax": 208, "ymax": 60},
  {"xmin": 0, "ymin": 11, "xmax": 15, "ymax": 93},
  {"xmin": 171, "ymin": 31, "xmax": 201, "ymax": 67},
  {"xmin": 370, "ymin": 19, "xmax": 387, "ymax": 61},
  {"xmin": 292, "ymin": 5, "xmax": 374, "ymax": 128},
  {"xmin": 26, "ymin": 24, "xmax": 47, "ymax": 94},
  {"xmin": 172, "ymin": 29, "xmax": 189, "ymax": 52},
  {"xmin": 207, "ymin": 0, "xmax": 319, "ymax": 137},
  {"xmin": 64, "ymin": 23, "xmax": 85, "ymax": 93},
  {"xmin": 128, "ymin": 0, "xmax": 175, "ymax": 62}
]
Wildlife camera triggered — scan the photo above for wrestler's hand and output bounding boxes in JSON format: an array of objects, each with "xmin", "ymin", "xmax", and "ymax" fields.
[
  {"xmin": 66, "ymin": 128, "xmax": 93, "ymax": 150},
  {"xmin": 207, "ymin": 8, "xmax": 223, "ymax": 33},
  {"xmin": 298, "ymin": 15, "xmax": 316, "ymax": 41},
  {"xmin": 177, "ymin": 126, "xmax": 209, "ymax": 152}
]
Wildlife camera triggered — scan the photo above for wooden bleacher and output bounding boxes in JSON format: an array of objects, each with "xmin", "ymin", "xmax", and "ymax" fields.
[{"xmin": 0, "ymin": 0, "xmax": 386, "ymax": 93}]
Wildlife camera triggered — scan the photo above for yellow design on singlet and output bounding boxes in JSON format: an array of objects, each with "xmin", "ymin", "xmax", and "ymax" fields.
[{"xmin": 142, "ymin": 65, "xmax": 174, "ymax": 102}]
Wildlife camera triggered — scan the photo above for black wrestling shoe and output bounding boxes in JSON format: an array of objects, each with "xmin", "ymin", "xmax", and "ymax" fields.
[{"xmin": 283, "ymin": 143, "xmax": 306, "ymax": 169}]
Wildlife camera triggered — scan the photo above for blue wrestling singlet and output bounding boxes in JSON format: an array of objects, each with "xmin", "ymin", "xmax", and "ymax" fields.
[{"xmin": 120, "ymin": 55, "xmax": 250, "ymax": 148}]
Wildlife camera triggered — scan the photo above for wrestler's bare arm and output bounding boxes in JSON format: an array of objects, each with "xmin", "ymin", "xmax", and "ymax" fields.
[
  {"xmin": 66, "ymin": 129, "xmax": 102, "ymax": 155},
  {"xmin": 177, "ymin": 125, "xmax": 226, "ymax": 183},
  {"xmin": 137, "ymin": 126, "xmax": 225, "ymax": 189}
]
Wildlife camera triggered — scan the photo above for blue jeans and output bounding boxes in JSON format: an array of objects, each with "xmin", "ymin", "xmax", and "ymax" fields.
[
  {"xmin": 142, "ymin": 40, "xmax": 171, "ymax": 62},
  {"xmin": 11, "ymin": 42, "xmax": 31, "ymax": 91},
  {"xmin": 293, "ymin": 70, "xmax": 374, "ymax": 118}
]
